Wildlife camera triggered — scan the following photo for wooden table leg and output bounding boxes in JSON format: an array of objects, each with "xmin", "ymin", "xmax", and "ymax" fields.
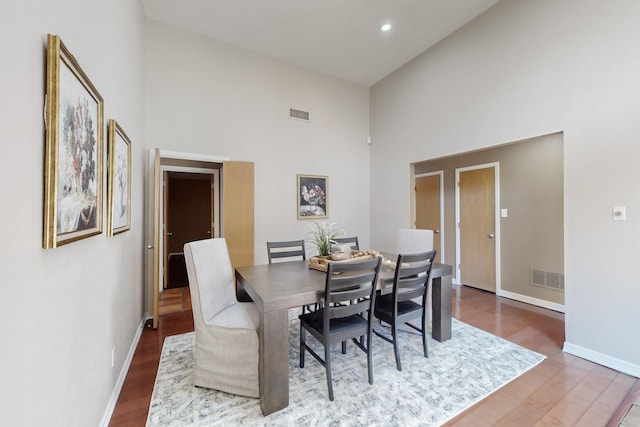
[
  {"xmin": 431, "ymin": 274, "xmax": 452, "ymax": 342},
  {"xmin": 258, "ymin": 308, "xmax": 289, "ymax": 415}
]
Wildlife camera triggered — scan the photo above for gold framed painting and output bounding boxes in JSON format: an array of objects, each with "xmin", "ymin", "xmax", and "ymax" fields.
[
  {"xmin": 107, "ymin": 120, "xmax": 132, "ymax": 236},
  {"xmin": 43, "ymin": 34, "xmax": 104, "ymax": 248},
  {"xmin": 297, "ymin": 174, "xmax": 328, "ymax": 219}
]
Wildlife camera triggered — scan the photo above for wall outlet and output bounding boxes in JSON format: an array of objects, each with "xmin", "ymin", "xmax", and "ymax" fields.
[{"xmin": 111, "ymin": 346, "xmax": 116, "ymax": 368}]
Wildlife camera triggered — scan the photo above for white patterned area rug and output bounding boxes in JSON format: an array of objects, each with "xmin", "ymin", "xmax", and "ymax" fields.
[{"xmin": 147, "ymin": 314, "xmax": 545, "ymax": 427}]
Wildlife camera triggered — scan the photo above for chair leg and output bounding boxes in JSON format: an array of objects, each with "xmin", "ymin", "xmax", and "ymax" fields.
[
  {"xmin": 325, "ymin": 343, "xmax": 334, "ymax": 401},
  {"xmin": 392, "ymin": 323, "xmax": 402, "ymax": 371},
  {"xmin": 366, "ymin": 330, "xmax": 374, "ymax": 385},
  {"xmin": 422, "ymin": 311, "xmax": 429, "ymax": 358},
  {"xmin": 300, "ymin": 327, "xmax": 306, "ymax": 368},
  {"xmin": 341, "ymin": 341, "xmax": 347, "ymax": 354}
]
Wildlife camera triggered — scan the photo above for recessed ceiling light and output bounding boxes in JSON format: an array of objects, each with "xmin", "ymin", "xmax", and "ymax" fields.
[{"xmin": 380, "ymin": 23, "xmax": 392, "ymax": 32}]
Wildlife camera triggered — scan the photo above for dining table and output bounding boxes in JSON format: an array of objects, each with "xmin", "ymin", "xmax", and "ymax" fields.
[{"xmin": 234, "ymin": 255, "xmax": 453, "ymax": 416}]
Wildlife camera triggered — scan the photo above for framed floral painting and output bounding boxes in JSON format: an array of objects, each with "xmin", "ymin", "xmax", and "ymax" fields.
[
  {"xmin": 107, "ymin": 120, "xmax": 132, "ymax": 236},
  {"xmin": 43, "ymin": 34, "xmax": 104, "ymax": 248},
  {"xmin": 297, "ymin": 174, "xmax": 328, "ymax": 219}
]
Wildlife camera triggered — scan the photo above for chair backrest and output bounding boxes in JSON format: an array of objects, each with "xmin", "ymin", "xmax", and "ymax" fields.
[
  {"xmin": 323, "ymin": 257, "xmax": 382, "ymax": 332},
  {"xmin": 333, "ymin": 236, "xmax": 360, "ymax": 250},
  {"xmin": 267, "ymin": 239, "xmax": 306, "ymax": 263},
  {"xmin": 184, "ymin": 238, "xmax": 238, "ymax": 325},
  {"xmin": 391, "ymin": 250, "xmax": 437, "ymax": 305},
  {"xmin": 396, "ymin": 229, "xmax": 434, "ymax": 254}
]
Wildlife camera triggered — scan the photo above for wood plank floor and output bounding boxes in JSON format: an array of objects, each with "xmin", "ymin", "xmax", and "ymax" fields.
[{"xmin": 109, "ymin": 285, "xmax": 639, "ymax": 426}]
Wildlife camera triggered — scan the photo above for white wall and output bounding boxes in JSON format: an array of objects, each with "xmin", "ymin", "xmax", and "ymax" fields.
[
  {"xmin": 144, "ymin": 21, "xmax": 371, "ymax": 269},
  {"xmin": 370, "ymin": 0, "xmax": 640, "ymax": 375},
  {"xmin": 0, "ymin": 1, "xmax": 146, "ymax": 426}
]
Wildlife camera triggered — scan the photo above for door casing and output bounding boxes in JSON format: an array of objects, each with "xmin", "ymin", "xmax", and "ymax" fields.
[{"xmin": 147, "ymin": 150, "xmax": 228, "ymax": 328}]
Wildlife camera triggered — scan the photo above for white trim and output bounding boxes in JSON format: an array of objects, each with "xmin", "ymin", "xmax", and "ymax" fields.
[
  {"xmin": 499, "ymin": 290, "xmax": 565, "ymax": 313},
  {"xmin": 156, "ymin": 149, "xmax": 229, "ymax": 163},
  {"xmin": 414, "ymin": 171, "xmax": 445, "ymax": 262},
  {"xmin": 563, "ymin": 342, "xmax": 640, "ymax": 378},
  {"xmin": 99, "ymin": 317, "xmax": 147, "ymax": 427},
  {"xmin": 455, "ymin": 162, "xmax": 501, "ymax": 294}
]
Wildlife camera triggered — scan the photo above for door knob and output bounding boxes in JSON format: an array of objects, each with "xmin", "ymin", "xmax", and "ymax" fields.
[
  {"xmin": 488, "ymin": 233, "xmax": 495, "ymax": 238},
  {"xmin": 166, "ymin": 232, "xmax": 173, "ymax": 236},
  {"xmin": 434, "ymin": 230, "xmax": 440, "ymax": 234}
]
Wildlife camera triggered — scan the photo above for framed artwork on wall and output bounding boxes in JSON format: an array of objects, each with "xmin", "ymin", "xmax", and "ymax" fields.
[
  {"xmin": 43, "ymin": 34, "xmax": 104, "ymax": 248},
  {"xmin": 297, "ymin": 174, "xmax": 328, "ymax": 219},
  {"xmin": 107, "ymin": 119, "xmax": 132, "ymax": 236}
]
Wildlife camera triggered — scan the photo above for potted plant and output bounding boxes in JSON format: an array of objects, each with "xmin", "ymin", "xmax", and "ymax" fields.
[{"xmin": 306, "ymin": 221, "xmax": 344, "ymax": 257}]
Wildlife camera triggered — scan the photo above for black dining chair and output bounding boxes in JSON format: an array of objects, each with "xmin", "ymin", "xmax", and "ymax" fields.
[
  {"xmin": 332, "ymin": 236, "xmax": 360, "ymax": 251},
  {"xmin": 373, "ymin": 250, "xmax": 437, "ymax": 371},
  {"xmin": 266, "ymin": 239, "xmax": 317, "ymax": 313},
  {"xmin": 299, "ymin": 256, "xmax": 382, "ymax": 401},
  {"xmin": 267, "ymin": 239, "xmax": 306, "ymax": 263}
]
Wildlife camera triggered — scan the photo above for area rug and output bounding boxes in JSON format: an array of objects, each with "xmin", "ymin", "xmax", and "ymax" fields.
[{"xmin": 146, "ymin": 313, "xmax": 545, "ymax": 426}]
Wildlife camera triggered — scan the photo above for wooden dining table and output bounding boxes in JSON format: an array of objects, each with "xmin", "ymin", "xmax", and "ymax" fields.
[{"xmin": 235, "ymin": 256, "xmax": 453, "ymax": 416}]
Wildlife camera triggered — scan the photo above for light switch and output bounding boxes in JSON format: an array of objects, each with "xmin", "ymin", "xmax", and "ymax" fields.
[
  {"xmin": 501, "ymin": 208, "xmax": 508, "ymax": 218},
  {"xmin": 613, "ymin": 206, "xmax": 626, "ymax": 221}
]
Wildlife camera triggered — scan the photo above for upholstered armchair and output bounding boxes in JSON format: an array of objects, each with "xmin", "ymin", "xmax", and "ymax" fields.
[{"xmin": 183, "ymin": 238, "xmax": 259, "ymax": 398}]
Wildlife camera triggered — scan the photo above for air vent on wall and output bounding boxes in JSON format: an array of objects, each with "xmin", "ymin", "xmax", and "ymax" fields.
[
  {"xmin": 530, "ymin": 268, "xmax": 564, "ymax": 291},
  {"xmin": 289, "ymin": 108, "xmax": 310, "ymax": 121}
]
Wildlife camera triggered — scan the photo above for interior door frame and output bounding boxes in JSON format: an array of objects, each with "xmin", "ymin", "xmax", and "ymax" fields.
[
  {"xmin": 454, "ymin": 162, "xmax": 501, "ymax": 293},
  {"xmin": 159, "ymin": 165, "xmax": 220, "ymax": 293},
  {"xmin": 147, "ymin": 150, "xmax": 229, "ymax": 328},
  {"xmin": 414, "ymin": 171, "xmax": 445, "ymax": 261}
]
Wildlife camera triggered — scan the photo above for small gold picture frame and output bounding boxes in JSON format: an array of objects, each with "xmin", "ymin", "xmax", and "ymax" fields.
[
  {"xmin": 107, "ymin": 120, "xmax": 132, "ymax": 236},
  {"xmin": 43, "ymin": 34, "xmax": 104, "ymax": 248},
  {"xmin": 297, "ymin": 174, "xmax": 328, "ymax": 219}
]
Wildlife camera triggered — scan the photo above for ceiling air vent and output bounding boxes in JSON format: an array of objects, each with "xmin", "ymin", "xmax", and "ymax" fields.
[{"xmin": 290, "ymin": 108, "xmax": 310, "ymax": 121}]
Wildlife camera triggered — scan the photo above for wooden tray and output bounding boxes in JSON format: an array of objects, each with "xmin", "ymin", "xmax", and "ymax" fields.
[{"xmin": 308, "ymin": 254, "xmax": 375, "ymax": 272}]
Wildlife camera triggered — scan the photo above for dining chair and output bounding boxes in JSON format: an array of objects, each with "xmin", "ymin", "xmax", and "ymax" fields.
[
  {"xmin": 267, "ymin": 239, "xmax": 306, "ymax": 263},
  {"xmin": 266, "ymin": 239, "xmax": 316, "ymax": 313},
  {"xmin": 373, "ymin": 250, "xmax": 437, "ymax": 371},
  {"xmin": 332, "ymin": 236, "xmax": 360, "ymax": 251},
  {"xmin": 184, "ymin": 238, "xmax": 260, "ymax": 397},
  {"xmin": 299, "ymin": 256, "xmax": 382, "ymax": 401},
  {"xmin": 396, "ymin": 229, "xmax": 434, "ymax": 253}
]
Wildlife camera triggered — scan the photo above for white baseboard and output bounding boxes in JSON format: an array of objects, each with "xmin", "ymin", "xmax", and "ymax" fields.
[
  {"xmin": 453, "ymin": 282, "xmax": 565, "ymax": 313},
  {"xmin": 563, "ymin": 341, "xmax": 640, "ymax": 378},
  {"xmin": 99, "ymin": 316, "xmax": 148, "ymax": 427},
  {"xmin": 498, "ymin": 290, "xmax": 565, "ymax": 313}
]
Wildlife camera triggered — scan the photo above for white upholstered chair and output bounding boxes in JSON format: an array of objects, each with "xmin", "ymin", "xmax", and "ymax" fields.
[
  {"xmin": 396, "ymin": 229, "xmax": 434, "ymax": 254},
  {"xmin": 183, "ymin": 238, "xmax": 259, "ymax": 398}
]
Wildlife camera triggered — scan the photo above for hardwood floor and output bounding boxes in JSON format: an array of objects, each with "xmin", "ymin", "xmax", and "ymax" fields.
[
  {"xmin": 109, "ymin": 285, "xmax": 639, "ymax": 426},
  {"xmin": 158, "ymin": 286, "xmax": 191, "ymax": 316}
]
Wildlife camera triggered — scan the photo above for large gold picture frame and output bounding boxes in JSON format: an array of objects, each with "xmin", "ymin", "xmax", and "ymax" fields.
[
  {"xmin": 44, "ymin": 34, "xmax": 104, "ymax": 248},
  {"xmin": 107, "ymin": 120, "xmax": 132, "ymax": 236}
]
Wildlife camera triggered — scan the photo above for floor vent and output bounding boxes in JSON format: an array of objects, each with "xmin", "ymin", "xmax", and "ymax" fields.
[
  {"xmin": 289, "ymin": 108, "xmax": 310, "ymax": 121},
  {"xmin": 530, "ymin": 268, "xmax": 564, "ymax": 291}
]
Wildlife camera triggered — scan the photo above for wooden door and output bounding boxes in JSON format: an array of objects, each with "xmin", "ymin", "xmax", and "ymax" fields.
[
  {"xmin": 222, "ymin": 161, "xmax": 254, "ymax": 271},
  {"xmin": 152, "ymin": 149, "xmax": 161, "ymax": 328},
  {"xmin": 415, "ymin": 173, "xmax": 442, "ymax": 262},
  {"xmin": 458, "ymin": 165, "xmax": 496, "ymax": 292},
  {"xmin": 164, "ymin": 172, "xmax": 213, "ymax": 288}
]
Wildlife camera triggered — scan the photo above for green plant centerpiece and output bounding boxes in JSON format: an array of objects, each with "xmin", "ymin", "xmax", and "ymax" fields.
[{"xmin": 306, "ymin": 221, "xmax": 344, "ymax": 257}]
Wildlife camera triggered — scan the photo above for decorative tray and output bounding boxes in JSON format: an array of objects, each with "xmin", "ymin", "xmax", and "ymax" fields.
[{"xmin": 308, "ymin": 250, "xmax": 381, "ymax": 272}]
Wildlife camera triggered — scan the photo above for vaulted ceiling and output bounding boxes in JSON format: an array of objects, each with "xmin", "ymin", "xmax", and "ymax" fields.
[{"xmin": 142, "ymin": 0, "xmax": 500, "ymax": 86}]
